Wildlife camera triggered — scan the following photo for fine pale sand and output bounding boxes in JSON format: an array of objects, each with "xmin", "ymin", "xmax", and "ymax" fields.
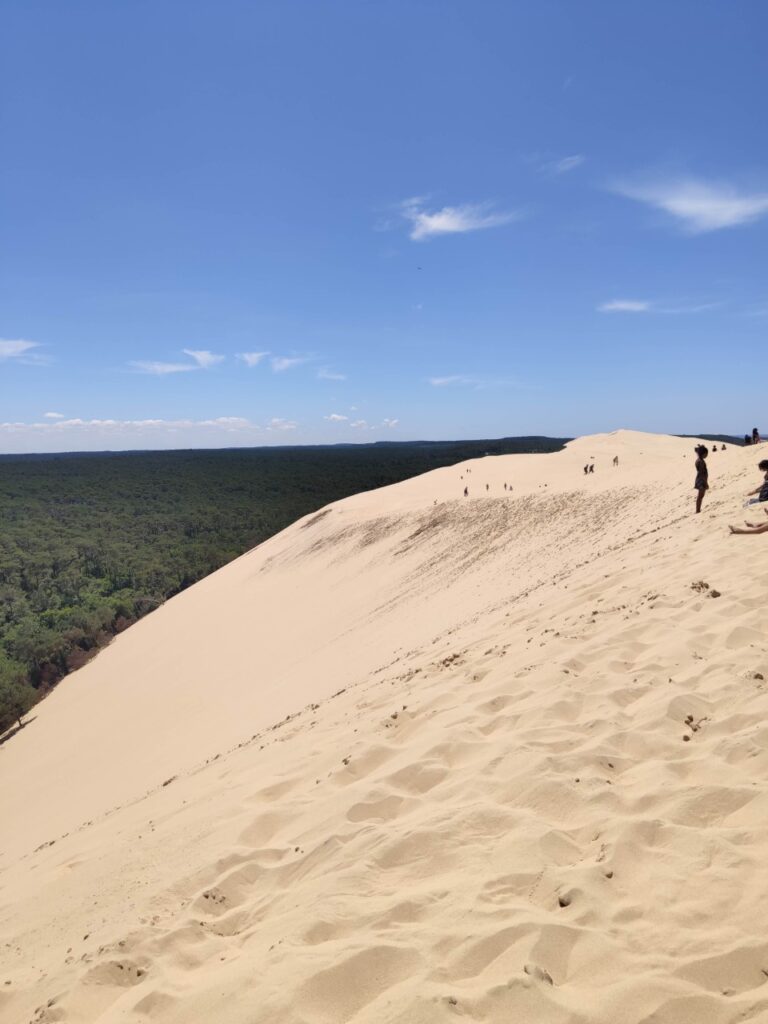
[{"xmin": 2, "ymin": 430, "xmax": 768, "ymax": 1024}]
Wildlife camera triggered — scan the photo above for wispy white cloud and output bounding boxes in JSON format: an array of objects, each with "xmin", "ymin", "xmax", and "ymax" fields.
[
  {"xmin": 318, "ymin": 367, "xmax": 346, "ymax": 381},
  {"xmin": 349, "ymin": 419, "xmax": 368, "ymax": 429},
  {"xmin": 598, "ymin": 298, "xmax": 720, "ymax": 314},
  {"xmin": 382, "ymin": 418, "xmax": 399, "ymax": 428},
  {"xmin": 129, "ymin": 348, "xmax": 224, "ymax": 375},
  {"xmin": 598, "ymin": 299, "xmax": 651, "ymax": 313},
  {"xmin": 237, "ymin": 351, "xmax": 270, "ymax": 368},
  {"xmin": 428, "ymin": 373, "xmax": 536, "ymax": 392},
  {"xmin": 655, "ymin": 301, "xmax": 721, "ymax": 314},
  {"xmin": 324, "ymin": 413, "xmax": 348, "ymax": 422},
  {"xmin": 0, "ymin": 416, "xmax": 256, "ymax": 433},
  {"xmin": 43, "ymin": 411, "xmax": 65, "ymax": 419},
  {"xmin": 546, "ymin": 154, "xmax": 585, "ymax": 176},
  {"xmin": 267, "ymin": 417, "xmax": 298, "ymax": 431},
  {"xmin": 183, "ymin": 349, "xmax": 225, "ymax": 369},
  {"xmin": 612, "ymin": 178, "xmax": 768, "ymax": 233},
  {"xmin": 0, "ymin": 415, "xmax": 300, "ymax": 453},
  {"xmin": 428, "ymin": 375, "xmax": 476, "ymax": 387},
  {"xmin": 129, "ymin": 360, "xmax": 199, "ymax": 375},
  {"xmin": 400, "ymin": 198, "xmax": 520, "ymax": 241},
  {"xmin": 0, "ymin": 339, "xmax": 40, "ymax": 361},
  {"xmin": 271, "ymin": 356, "xmax": 308, "ymax": 373}
]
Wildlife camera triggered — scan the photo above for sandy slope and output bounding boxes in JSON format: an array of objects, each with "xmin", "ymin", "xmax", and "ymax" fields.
[{"xmin": 2, "ymin": 430, "xmax": 768, "ymax": 1024}]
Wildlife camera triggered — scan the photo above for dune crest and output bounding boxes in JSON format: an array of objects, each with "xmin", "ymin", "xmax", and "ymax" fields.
[{"xmin": 3, "ymin": 430, "xmax": 768, "ymax": 1024}]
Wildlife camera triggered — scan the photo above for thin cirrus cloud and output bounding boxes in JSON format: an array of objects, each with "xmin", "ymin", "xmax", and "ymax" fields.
[
  {"xmin": 129, "ymin": 349, "xmax": 224, "ymax": 374},
  {"xmin": 597, "ymin": 300, "xmax": 651, "ymax": 313},
  {"xmin": 546, "ymin": 154, "xmax": 585, "ymax": 176},
  {"xmin": 271, "ymin": 356, "xmax": 309, "ymax": 372},
  {"xmin": 129, "ymin": 360, "xmax": 199, "ymax": 375},
  {"xmin": 318, "ymin": 367, "xmax": 346, "ymax": 381},
  {"xmin": 399, "ymin": 197, "xmax": 520, "ymax": 241},
  {"xmin": 0, "ymin": 338, "xmax": 45, "ymax": 363},
  {"xmin": 182, "ymin": 348, "xmax": 225, "ymax": 369},
  {"xmin": 612, "ymin": 178, "xmax": 768, "ymax": 233},
  {"xmin": 237, "ymin": 351, "xmax": 270, "ymax": 368},
  {"xmin": 325, "ymin": 414, "xmax": 398, "ymax": 429},
  {"xmin": 428, "ymin": 375, "xmax": 477, "ymax": 387},
  {"xmin": 598, "ymin": 299, "xmax": 720, "ymax": 314},
  {"xmin": 428, "ymin": 374, "xmax": 534, "ymax": 392},
  {"xmin": 0, "ymin": 416, "xmax": 257, "ymax": 434},
  {"xmin": 0, "ymin": 416, "xmax": 304, "ymax": 452}
]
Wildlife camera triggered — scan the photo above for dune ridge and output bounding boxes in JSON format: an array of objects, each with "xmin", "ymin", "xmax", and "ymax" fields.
[{"xmin": 2, "ymin": 430, "xmax": 768, "ymax": 1024}]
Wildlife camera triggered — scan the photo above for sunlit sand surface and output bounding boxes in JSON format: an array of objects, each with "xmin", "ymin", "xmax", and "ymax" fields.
[{"xmin": 3, "ymin": 430, "xmax": 768, "ymax": 1024}]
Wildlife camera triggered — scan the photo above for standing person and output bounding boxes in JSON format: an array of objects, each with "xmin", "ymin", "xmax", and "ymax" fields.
[
  {"xmin": 694, "ymin": 445, "xmax": 709, "ymax": 513},
  {"xmin": 753, "ymin": 427, "xmax": 761, "ymax": 445},
  {"xmin": 589, "ymin": 463, "xmax": 595, "ymax": 474},
  {"xmin": 583, "ymin": 464, "xmax": 588, "ymax": 475},
  {"xmin": 613, "ymin": 456, "xmax": 619, "ymax": 467}
]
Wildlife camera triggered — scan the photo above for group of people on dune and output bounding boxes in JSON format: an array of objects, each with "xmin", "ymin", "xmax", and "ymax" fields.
[{"xmin": 693, "ymin": 435, "xmax": 768, "ymax": 534}]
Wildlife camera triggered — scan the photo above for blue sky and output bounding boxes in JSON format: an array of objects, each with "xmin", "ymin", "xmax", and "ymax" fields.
[{"xmin": 1, "ymin": 0, "xmax": 766, "ymax": 452}]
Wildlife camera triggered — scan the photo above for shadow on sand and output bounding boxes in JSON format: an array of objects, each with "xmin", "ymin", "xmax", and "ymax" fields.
[{"xmin": 0, "ymin": 717, "xmax": 36, "ymax": 748}]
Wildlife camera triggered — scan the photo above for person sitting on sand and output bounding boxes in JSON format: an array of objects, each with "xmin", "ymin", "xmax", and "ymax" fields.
[
  {"xmin": 744, "ymin": 459, "xmax": 768, "ymax": 506},
  {"xmin": 730, "ymin": 509, "xmax": 768, "ymax": 535},
  {"xmin": 694, "ymin": 445, "xmax": 709, "ymax": 513}
]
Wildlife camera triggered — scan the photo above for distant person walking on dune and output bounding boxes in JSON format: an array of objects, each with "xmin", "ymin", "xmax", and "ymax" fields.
[
  {"xmin": 583, "ymin": 464, "xmax": 588, "ymax": 475},
  {"xmin": 730, "ymin": 509, "xmax": 768, "ymax": 535},
  {"xmin": 463, "ymin": 486, "xmax": 468, "ymax": 497},
  {"xmin": 693, "ymin": 445, "xmax": 709, "ymax": 513},
  {"xmin": 613, "ymin": 456, "xmax": 619, "ymax": 467},
  {"xmin": 589, "ymin": 463, "xmax": 595, "ymax": 474}
]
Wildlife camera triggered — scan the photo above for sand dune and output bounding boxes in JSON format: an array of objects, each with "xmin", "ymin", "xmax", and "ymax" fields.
[{"xmin": 3, "ymin": 430, "xmax": 768, "ymax": 1023}]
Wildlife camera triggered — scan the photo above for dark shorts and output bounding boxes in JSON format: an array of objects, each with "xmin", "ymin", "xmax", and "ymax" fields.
[{"xmin": 694, "ymin": 477, "xmax": 708, "ymax": 491}]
